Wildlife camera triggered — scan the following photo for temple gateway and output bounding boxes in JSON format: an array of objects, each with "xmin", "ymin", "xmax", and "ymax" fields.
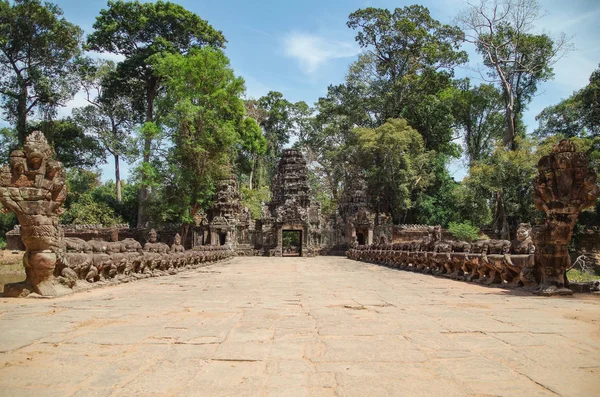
[{"xmin": 195, "ymin": 149, "xmax": 328, "ymax": 257}]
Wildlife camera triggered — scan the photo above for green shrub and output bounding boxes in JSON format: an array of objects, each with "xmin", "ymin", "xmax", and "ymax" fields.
[
  {"xmin": 0, "ymin": 237, "xmax": 6, "ymax": 250},
  {"xmin": 60, "ymin": 194, "xmax": 124, "ymax": 226},
  {"xmin": 448, "ymin": 221, "xmax": 480, "ymax": 242}
]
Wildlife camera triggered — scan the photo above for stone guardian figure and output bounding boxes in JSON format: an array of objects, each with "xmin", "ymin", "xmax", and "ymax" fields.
[
  {"xmin": 533, "ymin": 140, "xmax": 600, "ymax": 295},
  {"xmin": 0, "ymin": 131, "xmax": 68, "ymax": 297}
]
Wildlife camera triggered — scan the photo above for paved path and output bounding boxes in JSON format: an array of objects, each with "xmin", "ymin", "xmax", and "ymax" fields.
[{"xmin": 0, "ymin": 256, "xmax": 599, "ymax": 397}]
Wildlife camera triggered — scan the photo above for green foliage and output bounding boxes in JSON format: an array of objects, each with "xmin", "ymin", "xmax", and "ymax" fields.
[
  {"xmin": 567, "ymin": 268, "xmax": 600, "ymax": 283},
  {"xmin": 464, "ymin": 137, "xmax": 539, "ymax": 231},
  {"xmin": 87, "ymin": 0, "xmax": 226, "ymax": 57},
  {"xmin": 0, "ymin": 237, "xmax": 5, "ymax": 250},
  {"xmin": 448, "ymin": 221, "xmax": 480, "ymax": 242},
  {"xmin": 0, "ymin": 0, "xmax": 83, "ymax": 142},
  {"xmin": 536, "ymin": 65, "xmax": 600, "ymax": 139},
  {"xmin": 282, "ymin": 231, "xmax": 300, "ymax": 248},
  {"xmin": 0, "ymin": 127, "xmax": 18, "ymax": 160},
  {"xmin": 241, "ymin": 186, "xmax": 270, "ymax": 219},
  {"xmin": 452, "ymin": 79, "xmax": 505, "ymax": 165},
  {"xmin": 352, "ymin": 118, "xmax": 435, "ymax": 223},
  {"xmin": 61, "ymin": 194, "xmax": 124, "ymax": 226},
  {"xmin": 458, "ymin": 0, "xmax": 570, "ymax": 147},
  {"xmin": 345, "ymin": 5, "xmax": 467, "ymax": 155},
  {"xmin": 90, "ymin": 180, "xmax": 139, "ymax": 227},
  {"xmin": 28, "ymin": 119, "xmax": 105, "ymax": 169},
  {"xmin": 0, "ymin": 212, "xmax": 17, "ymax": 241},
  {"xmin": 414, "ymin": 164, "xmax": 491, "ymax": 227},
  {"xmin": 87, "ymin": 0, "xmax": 227, "ymax": 226},
  {"xmin": 245, "ymin": 91, "xmax": 307, "ymax": 186},
  {"xmin": 347, "ymin": 6, "xmax": 467, "ymax": 80},
  {"xmin": 146, "ymin": 47, "xmax": 251, "ymax": 225},
  {"xmin": 61, "ymin": 169, "xmax": 138, "ymax": 227}
]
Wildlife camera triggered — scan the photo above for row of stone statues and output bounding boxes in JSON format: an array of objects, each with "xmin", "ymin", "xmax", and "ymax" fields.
[
  {"xmin": 56, "ymin": 231, "xmax": 233, "ymax": 288},
  {"xmin": 5, "ymin": 229, "xmax": 233, "ymax": 297},
  {"xmin": 347, "ymin": 223, "xmax": 538, "ymax": 289}
]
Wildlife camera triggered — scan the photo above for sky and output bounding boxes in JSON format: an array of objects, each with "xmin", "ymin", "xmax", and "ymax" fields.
[{"xmin": 8, "ymin": 0, "xmax": 600, "ymax": 182}]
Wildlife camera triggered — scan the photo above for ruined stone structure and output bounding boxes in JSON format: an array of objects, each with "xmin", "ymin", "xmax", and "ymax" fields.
[
  {"xmin": 4, "ymin": 133, "xmax": 597, "ymax": 297},
  {"xmin": 207, "ymin": 175, "xmax": 242, "ymax": 247},
  {"xmin": 532, "ymin": 139, "xmax": 600, "ymax": 295},
  {"xmin": 0, "ymin": 132, "xmax": 233, "ymax": 298},
  {"xmin": 338, "ymin": 176, "xmax": 374, "ymax": 247},
  {"xmin": 257, "ymin": 149, "xmax": 322, "ymax": 256},
  {"xmin": 190, "ymin": 175, "xmax": 255, "ymax": 255}
]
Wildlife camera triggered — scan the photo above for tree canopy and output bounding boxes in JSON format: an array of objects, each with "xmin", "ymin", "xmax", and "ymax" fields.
[{"xmin": 0, "ymin": 0, "xmax": 83, "ymax": 143}]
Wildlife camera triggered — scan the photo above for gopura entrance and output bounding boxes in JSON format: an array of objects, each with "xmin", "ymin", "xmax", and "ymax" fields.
[{"xmin": 258, "ymin": 149, "xmax": 322, "ymax": 257}]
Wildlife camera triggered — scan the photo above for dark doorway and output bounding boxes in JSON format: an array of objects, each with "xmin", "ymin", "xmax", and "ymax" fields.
[
  {"xmin": 282, "ymin": 230, "xmax": 302, "ymax": 256},
  {"xmin": 356, "ymin": 232, "xmax": 365, "ymax": 245},
  {"xmin": 219, "ymin": 232, "xmax": 226, "ymax": 246}
]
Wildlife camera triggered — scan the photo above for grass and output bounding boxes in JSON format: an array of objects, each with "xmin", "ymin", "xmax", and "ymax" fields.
[{"xmin": 567, "ymin": 269, "xmax": 600, "ymax": 283}]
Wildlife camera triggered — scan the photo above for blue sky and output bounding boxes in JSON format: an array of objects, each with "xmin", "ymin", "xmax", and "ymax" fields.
[{"xmin": 13, "ymin": 0, "xmax": 600, "ymax": 181}]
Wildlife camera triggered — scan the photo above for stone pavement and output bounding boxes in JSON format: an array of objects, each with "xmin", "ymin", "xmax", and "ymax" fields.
[{"xmin": 0, "ymin": 256, "xmax": 599, "ymax": 397}]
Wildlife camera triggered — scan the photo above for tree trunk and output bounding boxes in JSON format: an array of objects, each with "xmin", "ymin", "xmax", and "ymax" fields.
[
  {"xmin": 137, "ymin": 77, "xmax": 158, "ymax": 228},
  {"xmin": 16, "ymin": 88, "xmax": 28, "ymax": 144},
  {"xmin": 182, "ymin": 223, "xmax": 189, "ymax": 250},
  {"xmin": 248, "ymin": 153, "xmax": 256, "ymax": 190},
  {"xmin": 503, "ymin": 100, "xmax": 516, "ymax": 149},
  {"xmin": 115, "ymin": 153, "xmax": 122, "ymax": 203}
]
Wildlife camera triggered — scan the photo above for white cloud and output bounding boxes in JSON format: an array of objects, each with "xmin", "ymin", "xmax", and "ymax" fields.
[{"xmin": 283, "ymin": 32, "xmax": 360, "ymax": 75}]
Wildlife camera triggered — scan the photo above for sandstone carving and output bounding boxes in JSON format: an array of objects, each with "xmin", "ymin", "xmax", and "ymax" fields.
[
  {"xmin": 0, "ymin": 132, "xmax": 234, "ymax": 298},
  {"xmin": 532, "ymin": 139, "xmax": 600, "ymax": 295},
  {"xmin": 0, "ymin": 131, "xmax": 67, "ymax": 297}
]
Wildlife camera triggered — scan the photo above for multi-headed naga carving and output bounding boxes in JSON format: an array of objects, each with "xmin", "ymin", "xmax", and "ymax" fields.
[
  {"xmin": 0, "ymin": 131, "xmax": 67, "ymax": 296},
  {"xmin": 533, "ymin": 139, "xmax": 600, "ymax": 295}
]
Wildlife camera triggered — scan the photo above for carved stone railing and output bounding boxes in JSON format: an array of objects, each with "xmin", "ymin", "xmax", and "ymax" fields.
[
  {"xmin": 347, "ymin": 238, "xmax": 537, "ymax": 289},
  {"xmin": 0, "ymin": 132, "xmax": 234, "ymax": 298}
]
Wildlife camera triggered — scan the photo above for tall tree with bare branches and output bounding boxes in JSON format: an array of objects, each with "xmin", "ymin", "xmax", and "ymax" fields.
[{"xmin": 457, "ymin": 0, "xmax": 571, "ymax": 147}]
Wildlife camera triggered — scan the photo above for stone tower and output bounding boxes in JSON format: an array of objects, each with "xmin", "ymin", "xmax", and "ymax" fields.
[{"xmin": 260, "ymin": 149, "xmax": 321, "ymax": 256}]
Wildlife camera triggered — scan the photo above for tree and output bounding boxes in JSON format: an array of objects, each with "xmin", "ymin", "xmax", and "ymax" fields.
[
  {"xmin": 237, "ymin": 116, "xmax": 267, "ymax": 190},
  {"xmin": 2, "ymin": 120, "xmax": 105, "ymax": 170},
  {"xmin": 28, "ymin": 119, "xmax": 105, "ymax": 169},
  {"xmin": 0, "ymin": 127, "xmax": 17, "ymax": 159},
  {"xmin": 346, "ymin": 6, "xmax": 468, "ymax": 152},
  {"xmin": 73, "ymin": 58, "xmax": 139, "ymax": 202},
  {"xmin": 463, "ymin": 137, "xmax": 539, "ymax": 238},
  {"xmin": 149, "ymin": 47, "xmax": 261, "ymax": 241},
  {"xmin": 347, "ymin": 6, "xmax": 467, "ymax": 91},
  {"xmin": 351, "ymin": 118, "xmax": 435, "ymax": 223},
  {"xmin": 457, "ymin": 0, "xmax": 571, "ymax": 147},
  {"xmin": 413, "ymin": 161, "xmax": 491, "ymax": 227},
  {"xmin": 452, "ymin": 79, "xmax": 505, "ymax": 165},
  {"xmin": 87, "ymin": 0, "xmax": 227, "ymax": 226},
  {"xmin": 535, "ymin": 65, "xmax": 600, "ymax": 139},
  {"xmin": 0, "ymin": 0, "xmax": 82, "ymax": 143}
]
